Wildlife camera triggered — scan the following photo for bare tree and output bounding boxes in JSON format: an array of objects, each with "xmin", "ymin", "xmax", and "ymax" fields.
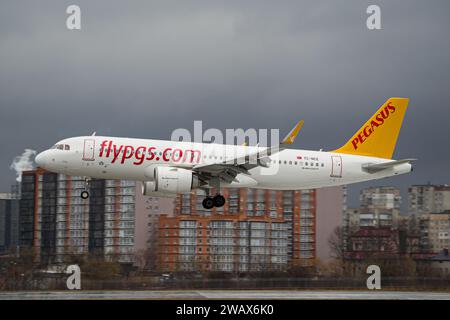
[{"xmin": 328, "ymin": 226, "xmax": 345, "ymax": 260}]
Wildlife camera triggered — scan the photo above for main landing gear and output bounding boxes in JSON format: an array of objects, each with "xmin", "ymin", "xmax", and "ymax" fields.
[
  {"xmin": 201, "ymin": 178, "xmax": 225, "ymax": 209},
  {"xmin": 80, "ymin": 177, "xmax": 90, "ymax": 199},
  {"xmin": 202, "ymin": 194, "xmax": 226, "ymax": 210}
]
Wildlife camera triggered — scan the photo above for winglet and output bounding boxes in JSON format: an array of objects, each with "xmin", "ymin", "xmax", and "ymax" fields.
[{"xmin": 281, "ymin": 120, "xmax": 304, "ymax": 145}]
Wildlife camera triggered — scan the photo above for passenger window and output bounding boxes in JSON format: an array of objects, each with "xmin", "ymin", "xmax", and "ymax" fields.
[{"xmin": 289, "ymin": 161, "xmax": 292, "ymax": 165}]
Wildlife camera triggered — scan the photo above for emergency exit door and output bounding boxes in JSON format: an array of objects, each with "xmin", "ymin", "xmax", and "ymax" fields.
[
  {"xmin": 331, "ymin": 155, "xmax": 342, "ymax": 178},
  {"xmin": 83, "ymin": 139, "xmax": 95, "ymax": 161}
]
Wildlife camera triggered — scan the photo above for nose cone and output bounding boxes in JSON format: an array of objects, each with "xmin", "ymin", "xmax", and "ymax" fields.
[{"xmin": 35, "ymin": 151, "xmax": 49, "ymax": 168}]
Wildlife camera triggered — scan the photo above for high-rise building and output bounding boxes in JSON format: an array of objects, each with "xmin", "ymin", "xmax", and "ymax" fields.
[
  {"xmin": 418, "ymin": 212, "xmax": 450, "ymax": 253},
  {"xmin": 409, "ymin": 184, "xmax": 450, "ymax": 215},
  {"xmin": 133, "ymin": 192, "xmax": 174, "ymax": 270},
  {"xmin": 344, "ymin": 208, "xmax": 361, "ymax": 232},
  {"xmin": 358, "ymin": 186, "xmax": 401, "ymax": 228},
  {"xmin": 158, "ymin": 188, "xmax": 318, "ymax": 273},
  {"xmin": 315, "ymin": 186, "xmax": 347, "ymax": 261},
  {"xmin": 19, "ymin": 168, "xmax": 137, "ymax": 264},
  {"xmin": 0, "ymin": 192, "xmax": 20, "ymax": 253}
]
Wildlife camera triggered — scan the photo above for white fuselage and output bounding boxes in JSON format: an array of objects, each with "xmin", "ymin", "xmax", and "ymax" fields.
[{"xmin": 35, "ymin": 136, "xmax": 412, "ymax": 191}]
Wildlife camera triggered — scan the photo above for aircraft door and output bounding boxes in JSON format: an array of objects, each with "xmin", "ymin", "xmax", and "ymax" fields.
[
  {"xmin": 83, "ymin": 139, "xmax": 95, "ymax": 161},
  {"xmin": 331, "ymin": 155, "xmax": 342, "ymax": 178}
]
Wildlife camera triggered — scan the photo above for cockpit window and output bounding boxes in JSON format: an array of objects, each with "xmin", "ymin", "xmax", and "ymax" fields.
[{"xmin": 51, "ymin": 144, "xmax": 71, "ymax": 150}]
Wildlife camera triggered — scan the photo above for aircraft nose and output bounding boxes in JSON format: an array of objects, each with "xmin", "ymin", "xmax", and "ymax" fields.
[{"xmin": 35, "ymin": 151, "xmax": 49, "ymax": 168}]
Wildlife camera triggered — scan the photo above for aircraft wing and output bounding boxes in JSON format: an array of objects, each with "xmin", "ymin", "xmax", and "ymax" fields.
[
  {"xmin": 362, "ymin": 158, "xmax": 417, "ymax": 173},
  {"xmin": 191, "ymin": 120, "xmax": 304, "ymax": 184}
]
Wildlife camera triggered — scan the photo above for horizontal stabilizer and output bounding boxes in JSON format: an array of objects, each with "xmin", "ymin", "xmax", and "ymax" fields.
[{"xmin": 362, "ymin": 159, "xmax": 416, "ymax": 173}]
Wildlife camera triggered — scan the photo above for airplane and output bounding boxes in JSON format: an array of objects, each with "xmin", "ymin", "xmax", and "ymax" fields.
[{"xmin": 35, "ymin": 97, "xmax": 415, "ymax": 209}]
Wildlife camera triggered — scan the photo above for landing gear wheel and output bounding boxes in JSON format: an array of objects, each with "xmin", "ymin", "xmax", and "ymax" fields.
[
  {"xmin": 202, "ymin": 197, "xmax": 214, "ymax": 210},
  {"xmin": 81, "ymin": 191, "xmax": 89, "ymax": 199},
  {"xmin": 213, "ymin": 194, "xmax": 225, "ymax": 208}
]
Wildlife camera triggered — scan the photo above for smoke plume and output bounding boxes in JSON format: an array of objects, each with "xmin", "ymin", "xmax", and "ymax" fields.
[{"xmin": 10, "ymin": 149, "xmax": 37, "ymax": 182}]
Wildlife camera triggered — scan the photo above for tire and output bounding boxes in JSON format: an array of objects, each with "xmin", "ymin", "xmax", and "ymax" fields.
[
  {"xmin": 81, "ymin": 191, "xmax": 89, "ymax": 199},
  {"xmin": 213, "ymin": 194, "xmax": 226, "ymax": 208},
  {"xmin": 202, "ymin": 197, "xmax": 214, "ymax": 209}
]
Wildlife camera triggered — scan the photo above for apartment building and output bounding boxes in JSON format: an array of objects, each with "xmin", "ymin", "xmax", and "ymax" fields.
[
  {"xmin": 133, "ymin": 192, "xmax": 174, "ymax": 270},
  {"xmin": 0, "ymin": 192, "xmax": 20, "ymax": 253},
  {"xmin": 358, "ymin": 186, "xmax": 401, "ymax": 228},
  {"xmin": 315, "ymin": 186, "xmax": 346, "ymax": 261},
  {"xmin": 419, "ymin": 212, "xmax": 450, "ymax": 253},
  {"xmin": 158, "ymin": 188, "xmax": 318, "ymax": 273},
  {"xmin": 19, "ymin": 168, "xmax": 136, "ymax": 264},
  {"xmin": 409, "ymin": 184, "xmax": 450, "ymax": 215}
]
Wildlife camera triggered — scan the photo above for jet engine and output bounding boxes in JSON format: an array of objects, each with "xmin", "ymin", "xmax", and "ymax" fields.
[{"xmin": 142, "ymin": 166, "xmax": 202, "ymax": 196}]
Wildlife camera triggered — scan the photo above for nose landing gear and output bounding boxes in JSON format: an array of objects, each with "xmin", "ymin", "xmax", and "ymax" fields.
[{"xmin": 80, "ymin": 177, "xmax": 91, "ymax": 199}]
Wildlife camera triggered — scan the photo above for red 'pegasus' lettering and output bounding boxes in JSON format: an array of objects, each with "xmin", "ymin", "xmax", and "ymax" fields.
[
  {"xmin": 351, "ymin": 137, "xmax": 359, "ymax": 149},
  {"xmin": 363, "ymin": 126, "xmax": 372, "ymax": 138},
  {"xmin": 352, "ymin": 103, "xmax": 396, "ymax": 150},
  {"xmin": 386, "ymin": 102, "xmax": 396, "ymax": 113}
]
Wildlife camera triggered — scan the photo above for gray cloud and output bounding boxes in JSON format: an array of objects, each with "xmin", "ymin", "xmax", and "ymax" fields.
[{"xmin": 1, "ymin": 0, "xmax": 450, "ymax": 207}]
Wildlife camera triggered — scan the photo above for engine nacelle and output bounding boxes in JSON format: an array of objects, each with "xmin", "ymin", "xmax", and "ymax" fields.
[{"xmin": 142, "ymin": 166, "xmax": 201, "ymax": 196}]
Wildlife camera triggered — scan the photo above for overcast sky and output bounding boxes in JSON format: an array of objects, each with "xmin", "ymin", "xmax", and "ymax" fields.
[{"xmin": 1, "ymin": 1, "xmax": 449, "ymax": 208}]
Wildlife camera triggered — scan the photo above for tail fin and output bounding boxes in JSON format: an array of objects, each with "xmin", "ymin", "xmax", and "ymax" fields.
[{"xmin": 332, "ymin": 97, "xmax": 409, "ymax": 159}]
